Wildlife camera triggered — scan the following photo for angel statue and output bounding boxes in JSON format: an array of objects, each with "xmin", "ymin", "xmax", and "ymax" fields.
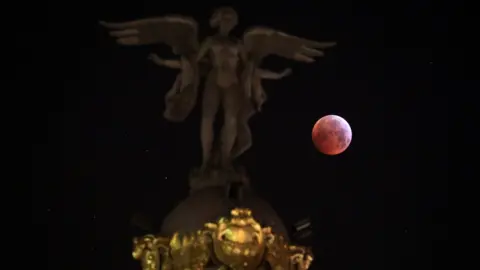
[
  {"xmin": 147, "ymin": 53, "xmax": 292, "ymax": 160},
  {"xmin": 100, "ymin": 7, "xmax": 335, "ymax": 170}
]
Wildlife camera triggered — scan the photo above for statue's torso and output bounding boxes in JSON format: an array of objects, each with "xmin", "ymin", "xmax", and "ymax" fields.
[{"xmin": 209, "ymin": 36, "xmax": 241, "ymax": 88}]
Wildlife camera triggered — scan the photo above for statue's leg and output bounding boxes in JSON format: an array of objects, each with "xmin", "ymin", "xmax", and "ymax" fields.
[
  {"xmin": 201, "ymin": 73, "xmax": 220, "ymax": 169},
  {"xmin": 220, "ymin": 84, "xmax": 242, "ymax": 167}
]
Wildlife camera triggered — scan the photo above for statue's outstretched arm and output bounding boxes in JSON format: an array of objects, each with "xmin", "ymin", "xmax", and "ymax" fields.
[
  {"xmin": 257, "ymin": 68, "xmax": 292, "ymax": 80},
  {"xmin": 148, "ymin": 54, "xmax": 182, "ymax": 69}
]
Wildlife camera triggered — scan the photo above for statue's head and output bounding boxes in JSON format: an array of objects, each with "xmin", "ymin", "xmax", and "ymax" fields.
[
  {"xmin": 204, "ymin": 208, "xmax": 274, "ymax": 267},
  {"xmin": 132, "ymin": 235, "xmax": 157, "ymax": 259},
  {"xmin": 209, "ymin": 7, "xmax": 238, "ymax": 33}
]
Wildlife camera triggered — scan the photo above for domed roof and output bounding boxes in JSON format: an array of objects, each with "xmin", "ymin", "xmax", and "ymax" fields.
[{"xmin": 160, "ymin": 185, "xmax": 289, "ymax": 240}]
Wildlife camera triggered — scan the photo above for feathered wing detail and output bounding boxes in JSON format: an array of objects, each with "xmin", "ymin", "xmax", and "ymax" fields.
[
  {"xmin": 100, "ymin": 16, "xmax": 198, "ymax": 54},
  {"xmin": 243, "ymin": 26, "xmax": 336, "ymax": 63},
  {"xmin": 100, "ymin": 16, "xmax": 201, "ymax": 122}
]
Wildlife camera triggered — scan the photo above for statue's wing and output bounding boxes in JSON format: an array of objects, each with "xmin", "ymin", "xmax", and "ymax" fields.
[
  {"xmin": 100, "ymin": 15, "xmax": 199, "ymax": 55},
  {"xmin": 243, "ymin": 27, "xmax": 336, "ymax": 63},
  {"xmin": 101, "ymin": 16, "xmax": 201, "ymax": 122}
]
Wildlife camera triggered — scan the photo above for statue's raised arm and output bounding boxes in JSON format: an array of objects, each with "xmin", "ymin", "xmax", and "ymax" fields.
[{"xmin": 100, "ymin": 16, "xmax": 201, "ymax": 122}]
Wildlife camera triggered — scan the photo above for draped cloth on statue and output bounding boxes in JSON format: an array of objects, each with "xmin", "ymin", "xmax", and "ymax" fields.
[{"xmin": 163, "ymin": 59, "xmax": 200, "ymax": 122}]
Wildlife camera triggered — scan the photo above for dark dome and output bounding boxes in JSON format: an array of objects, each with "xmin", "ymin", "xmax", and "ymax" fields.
[{"xmin": 160, "ymin": 186, "xmax": 289, "ymax": 240}]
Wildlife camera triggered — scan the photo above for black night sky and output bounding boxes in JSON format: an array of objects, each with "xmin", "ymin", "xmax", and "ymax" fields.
[{"xmin": 35, "ymin": 0, "xmax": 446, "ymax": 270}]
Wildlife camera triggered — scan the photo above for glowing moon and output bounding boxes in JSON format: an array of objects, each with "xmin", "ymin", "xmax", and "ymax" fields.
[{"xmin": 312, "ymin": 115, "xmax": 352, "ymax": 155}]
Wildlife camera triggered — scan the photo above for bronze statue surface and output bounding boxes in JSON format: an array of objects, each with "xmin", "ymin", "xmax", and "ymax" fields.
[{"xmin": 100, "ymin": 7, "xmax": 335, "ymax": 172}]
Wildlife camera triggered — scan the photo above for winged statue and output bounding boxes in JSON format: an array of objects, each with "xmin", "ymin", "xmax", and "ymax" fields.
[{"xmin": 100, "ymin": 7, "xmax": 336, "ymax": 170}]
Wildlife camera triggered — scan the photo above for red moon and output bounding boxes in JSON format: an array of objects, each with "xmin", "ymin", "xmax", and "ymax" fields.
[{"xmin": 312, "ymin": 115, "xmax": 352, "ymax": 155}]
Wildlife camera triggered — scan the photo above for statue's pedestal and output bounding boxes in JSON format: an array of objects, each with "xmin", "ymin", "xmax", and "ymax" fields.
[{"xmin": 188, "ymin": 166, "xmax": 249, "ymax": 194}]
